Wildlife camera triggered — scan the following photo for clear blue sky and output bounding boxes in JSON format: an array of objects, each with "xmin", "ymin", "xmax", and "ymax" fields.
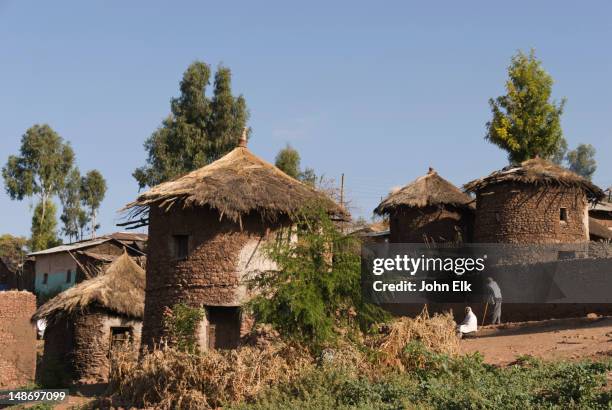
[{"xmin": 1, "ymin": 1, "xmax": 611, "ymax": 239}]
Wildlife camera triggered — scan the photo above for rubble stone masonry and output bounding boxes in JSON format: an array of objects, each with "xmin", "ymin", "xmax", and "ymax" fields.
[
  {"xmin": 0, "ymin": 291, "xmax": 36, "ymax": 389},
  {"xmin": 141, "ymin": 205, "xmax": 287, "ymax": 349},
  {"xmin": 474, "ymin": 183, "xmax": 589, "ymax": 244}
]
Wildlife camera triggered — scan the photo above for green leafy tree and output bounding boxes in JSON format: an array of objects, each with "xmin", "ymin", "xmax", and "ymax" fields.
[
  {"xmin": 300, "ymin": 167, "xmax": 317, "ymax": 186},
  {"xmin": 566, "ymin": 143, "xmax": 597, "ymax": 180},
  {"xmin": 30, "ymin": 200, "xmax": 61, "ymax": 251},
  {"xmin": 80, "ymin": 170, "xmax": 107, "ymax": 238},
  {"xmin": 486, "ymin": 50, "xmax": 566, "ymax": 163},
  {"xmin": 2, "ymin": 124, "xmax": 74, "ymax": 236},
  {"xmin": 59, "ymin": 167, "xmax": 84, "ymax": 242},
  {"xmin": 0, "ymin": 234, "xmax": 28, "ymax": 264},
  {"xmin": 248, "ymin": 204, "xmax": 386, "ymax": 350},
  {"xmin": 275, "ymin": 144, "xmax": 301, "ymax": 179},
  {"xmin": 133, "ymin": 61, "xmax": 250, "ymax": 189},
  {"xmin": 77, "ymin": 209, "xmax": 90, "ymax": 241}
]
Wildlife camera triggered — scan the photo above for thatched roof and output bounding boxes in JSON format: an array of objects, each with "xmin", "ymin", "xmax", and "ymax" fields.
[
  {"xmin": 464, "ymin": 158, "xmax": 605, "ymax": 202},
  {"xmin": 375, "ymin": 168, "xmax": 473, "ymax": 215},
  {"xmin": 32, "ymin": 252, "xmax": 145, "ymax": 323},
  {"xmin": 124, "ymin": 134, "xmax": 345, "ymax": 223}
]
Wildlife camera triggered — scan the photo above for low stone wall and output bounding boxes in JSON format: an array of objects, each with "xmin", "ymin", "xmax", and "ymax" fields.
[{"xmin": 0, "ymin": 291, "xmax": 36, "ymax": 389}]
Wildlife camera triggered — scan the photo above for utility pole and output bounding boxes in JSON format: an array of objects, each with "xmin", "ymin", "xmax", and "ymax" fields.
[{"xmin": 340, "ymin": 173, "xmax": 345, "ymax": 207}]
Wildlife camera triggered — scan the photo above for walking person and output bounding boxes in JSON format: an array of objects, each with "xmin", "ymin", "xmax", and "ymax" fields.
[{"xmin": 485, "ymin": 277, "xmax": 502, "ymax": 325}]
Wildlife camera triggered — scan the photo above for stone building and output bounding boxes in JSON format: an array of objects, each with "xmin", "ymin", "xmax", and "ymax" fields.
[
  {"xmin": 464, "ymin": 158, "xmax": 604, "ymax": 244},
  {"xmin": 0, "ymin": 291, "xmax": 36, "ymax": 389},
  {"xmin": 124, "ymin": 132, "xmax": 343, "ymax": 351},
  {"xmin": 32, "ymin": 252, "xmax": 144, "ymax": 384},
  {"xmin": 374, "ymin": 168, "xmax": 474, "ymax": 243}
]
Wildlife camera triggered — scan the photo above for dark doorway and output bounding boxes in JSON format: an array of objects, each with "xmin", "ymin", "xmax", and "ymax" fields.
[{"xmin": 206, "ymin": 306, "xmax": 240, "ymax": 349}]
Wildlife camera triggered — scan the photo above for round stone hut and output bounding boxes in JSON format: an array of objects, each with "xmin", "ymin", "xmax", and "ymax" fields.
[
  {"xmin": 124, "ymin": 132, "xmax": 343, "ymax": 351},
  {"xmin": 464, "ymin": 158, "xmax": 605, "ymax": 244},
  {"xmin": 374, "ymin": 168, "xmax": 474, "ymax": 243},
  {"xmin": 32, "ymin": 252, "xmax": 144, "ymax": 385}
]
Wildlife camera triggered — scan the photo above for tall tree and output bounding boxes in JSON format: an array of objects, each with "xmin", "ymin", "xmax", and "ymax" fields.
[
  {"xmin": 133, "ymin": 61, "xmax": 250, "ymax": 189},
  {"xmin": 566, "ymin": 143, "xmax": 597, "ymax": 180},
  {"xmin": 0, "ymin": 234, "xmax": 28, "ymax": 264},
  {"xmin": 30, "ymin": 200, "xmax": 61, "ymax": 251},
  {"xmin": 2, "ymin": 124, "xmax": 74, "ymax": 232},
  {"xmin": 80, "ymin": 170, "xmax": 107, "ymax": 238},
  {"xmin": 275, "ymin": 144, "xmax": 301, "ymax": 179},
  {"xmin": 208, "ymin": 66, "xmax": 249, "ymax": 162},
  {"xmin": 59, "ymin": 167, "xmax": 84, "ymax": 242},
  {"xmin": 486, "ymin": 50, "xmax": 566, "ymax": 164}
]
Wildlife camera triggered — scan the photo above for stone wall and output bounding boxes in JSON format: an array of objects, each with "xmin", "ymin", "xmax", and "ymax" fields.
[
  {"xmin": 0, "ymin": 291, "xmax": 36, "ymax": 389},
  {"xmin": 41, "ymin": 309, "xmax": 142, "ymax": 384},
  {"xmin": 474, "ymin": 183, "xmax": 589, "ymax": 244},
  {"xmin": 72, "ymin": 309, "xmax": 141, "ymax": 383},
  {"xmin": 389, "ymin": 205, "xmax": 473, "ymax": 243},
  {"xmin": 142, "ymin": 205, "xmax": 287, "ymax": 350}
]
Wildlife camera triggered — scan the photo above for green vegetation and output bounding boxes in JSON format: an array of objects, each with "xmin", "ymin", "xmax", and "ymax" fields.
[
  {"xmin": 80, "ymin": 169, "xmax": 107, "ymax": 237},
  {"xmin": 29, "ymin": 200, "xmax": 61, "ymax": 251},
  {"xmin": 163, "ymin": 303, "xmax": 205, "ymax": 352},
  {"xmin": 59, "ymin": 167, "xmax": 85, "ymax": 242},
  {"xmin": 275, "ymin": 144, "xmax": 301, "ymax": 179},
  {"xmin": 0, "ymin": 233, "xmax": 27, "ymax": 263},
  {"xmin": 486, "ymin": 50, "xmax": 566, "ymax": 164},
  {"xmin": 2, "ymin": 125, "xmax": 74, "ymax": 250},
  {"xmin": 566, "ymin": 143, "xmax": 597, "ymax": 180},
  {"xmin": 133, "ymin": 61, "xmax": 250, "ymax": 189},
  {"xmin": 274, "ymin": 144, "xmax": 317, "ymax": 185},
  {"xmin": 248, "ymin": 204, "xmax": 387, "ymax": 350},
  {"xmin": 232, "ymin": 348, "xmax": 611, "ymax": 410}
]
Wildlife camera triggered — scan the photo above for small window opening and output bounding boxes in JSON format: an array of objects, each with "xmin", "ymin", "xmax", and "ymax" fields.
[
  {"xmin": 110, "ymin": 326, "xmax": 133, "ymax": 349},
  {"xmin": 174, "ymin": 235, "xmax": 189, "ymax": 259},
  {"xmin": 42, "ymin": 273, "xmax": 48, "ymax": 285},
  {"xmin": 66, "ymin": 269, "xmax": 72, "ymax": 283},
  {"xmin": 560, "ymin": 208, "xmax": 568, "ymax": 223}
]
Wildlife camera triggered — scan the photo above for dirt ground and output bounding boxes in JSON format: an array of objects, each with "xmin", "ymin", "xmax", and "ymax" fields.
[{"xmin": 460, "ymin": 315, "xmax": 612, "ymax": 366}]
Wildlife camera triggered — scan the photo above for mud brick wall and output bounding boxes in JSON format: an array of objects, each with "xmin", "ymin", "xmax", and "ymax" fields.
[
  {"xmin": 141, "ymin": 205, "xmax": 287, "ymax": 349},
  {"xmin": 386, "ymin": 302, "xmax": 612, "ymax": 324},
  {"xmin": 389, "ymin": 205, "xmax": 473, "ymax": 243},
  {"xmin": 474, "ymin": 183, "xmax": 588, "ymax": 244},
  {"xmin": 0, "ymin": 291, "xmax": 36, "ymax": 389}
]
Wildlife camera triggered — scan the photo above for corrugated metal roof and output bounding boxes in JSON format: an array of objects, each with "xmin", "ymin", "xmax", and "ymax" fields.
[{"xmin": 27, "ymin": 237, "xmax": 111, "ymax": 256}]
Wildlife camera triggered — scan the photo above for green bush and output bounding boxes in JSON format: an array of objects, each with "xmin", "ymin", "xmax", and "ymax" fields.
[
  {"xmin": 230, "ymin": 347, "xmax": 612, "ymax": 410},
  {"xmin": 163, "ymin": 303, "xmax": 204, "ymax": 352},
  {"xmin": 247, "ymin": 203, "xmax": 387, "ymax": 351}
]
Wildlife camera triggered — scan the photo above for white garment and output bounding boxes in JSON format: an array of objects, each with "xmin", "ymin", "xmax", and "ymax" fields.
[
  {"xmin": 36, "ymin": 319, "xmax": 46, "ymax": 338},
  {"xmin": 458, "ymin": 309, "xmax": 477, "ymax": 334}
]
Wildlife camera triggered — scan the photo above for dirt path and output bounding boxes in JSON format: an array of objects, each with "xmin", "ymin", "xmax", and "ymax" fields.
[{"xmin": 460, "ymin": 316, "xmax": 612, "ymax": 366}]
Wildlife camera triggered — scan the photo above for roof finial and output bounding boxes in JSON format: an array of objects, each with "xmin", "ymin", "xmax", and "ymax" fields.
[
  {"xmin": 238, "ymin": 127, "xmax": 248, "ymax": 147},
  {"xmin": 428, "ymin": 167, "xmax": 435, "ymax": 174}
]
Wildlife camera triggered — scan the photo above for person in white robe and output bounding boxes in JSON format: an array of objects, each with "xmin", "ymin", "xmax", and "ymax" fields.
[{"xmin": 456, "ymin": 306, "xmax": 477, "ymax": 337}]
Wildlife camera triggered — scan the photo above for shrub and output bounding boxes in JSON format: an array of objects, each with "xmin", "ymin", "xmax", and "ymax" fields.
[
  {"xmin": 247, "ymin": 204, "xmax": 387, "ymax": 351},
  {"xmin": 162, "ymin": 303, "xmax": 204, "ymax": 352}
]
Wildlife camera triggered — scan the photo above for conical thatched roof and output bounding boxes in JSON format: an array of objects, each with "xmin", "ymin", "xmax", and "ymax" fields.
[
  {"xmin": 32, "ymin": 252, "xmax": 145, "ymax": 323},
  {"xmin": 124, "ymin": 135, "xmax": 345, "ymax": 223},
  {"xmin": 375, "ymin": 168, "xmax": 473, "ymax": 215},
  {"xmin": 464, "ymin": 158, "xmax": 604, "ymax": 202}
]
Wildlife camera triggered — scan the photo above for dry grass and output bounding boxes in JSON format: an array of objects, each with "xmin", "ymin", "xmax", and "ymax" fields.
[
  {"xmin": 368, "ymin": 309, "xmax": 459, "ymax": 371},
  {"xmin": 106, "ymin": 312, "xmax": 459, "ymax": 408},
  {"xmin": 108, "ymin": 341, "xmax": 313, "ymax": 410},
  {"xmin": 375, "ymin": 168, "xmax": 473, "ymax": 215},
  {"xmin": 464, "ymin": 157, "xmax": 604, "ymax": 201}
]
